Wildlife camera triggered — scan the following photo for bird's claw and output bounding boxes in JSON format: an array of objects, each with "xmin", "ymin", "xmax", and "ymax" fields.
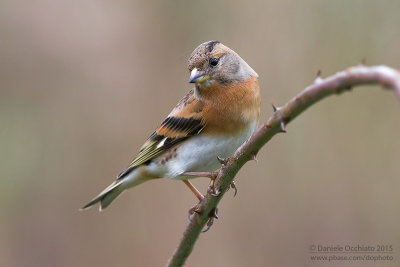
[
  {"xmin": 229, "ymin": 180, "xmax": 238, "ymax": 197},
  {"xmin": 187, "ymin": 204, "xmax": 219, "ymax": 232},
  {"xmin": 188, "ymin": 203, "xmax": 203, "ymax": 223},
  {"xmin": 202, "ymin": 207, "xmax": 218, "ymax": 233},
  {"xmin": 207, "ymin": 178, "xmax": 221, "ymax": 197}
]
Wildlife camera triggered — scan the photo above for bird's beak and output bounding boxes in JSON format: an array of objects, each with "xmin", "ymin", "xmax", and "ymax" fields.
[{"xmin": 188, "ymin": 68, "xmax": 210, "ymax": 83}]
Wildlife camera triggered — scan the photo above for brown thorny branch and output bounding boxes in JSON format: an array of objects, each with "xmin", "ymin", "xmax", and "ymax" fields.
[{"xmin": 167, "ymin": 65, "xmax": 400, "ymax": 267}]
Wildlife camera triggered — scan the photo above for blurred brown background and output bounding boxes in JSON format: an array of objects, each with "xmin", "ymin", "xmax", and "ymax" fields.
[{"xmin": 1, "ymin": 0, "xmax": 399, "ymax": 266}]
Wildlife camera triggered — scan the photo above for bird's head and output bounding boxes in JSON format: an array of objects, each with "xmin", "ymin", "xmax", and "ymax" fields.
[{"xmin": 188, "ymin": 41, "xmax": 258, "ymax": 88}]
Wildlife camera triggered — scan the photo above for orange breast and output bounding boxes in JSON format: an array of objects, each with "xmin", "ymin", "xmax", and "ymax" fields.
[{"xmin": 200, "ymin": 76, "xmax": 260, "ymax": 135}]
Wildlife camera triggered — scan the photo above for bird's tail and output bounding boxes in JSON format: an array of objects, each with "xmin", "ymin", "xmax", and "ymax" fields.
[
  {"xmin": 81, "ymin": 168, "xmax": 148, "ymax": 211},
  {"xmin": 81, "ymin": 180, "xmax": 125, "ymax": 211}
]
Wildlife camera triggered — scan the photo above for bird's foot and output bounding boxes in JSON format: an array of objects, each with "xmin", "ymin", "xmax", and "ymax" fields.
[
  {"xmin": 202, "ymin": 207, "xmax": 218, "ymax": 232},
  {"xmin": 187, "ymin": 202, "xmax": 203, "ymax": 222},
  {"xmin": 207, "ymin": 177, "xmax": 221, "ymax": 197},
  {"xmin": 187, "ymin": 204, "xmax": 219, "ymax": 232}
]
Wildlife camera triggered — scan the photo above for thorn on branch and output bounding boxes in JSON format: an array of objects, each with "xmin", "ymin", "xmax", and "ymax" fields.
[
  {"xmin": 230, "ymin": 181, "xmax": 238, "ymax": 197},
  {"xmin": 272, "ymin": 103, "xmax": 279, "ymax": 112},
  {"xmin": 217, "ymin": 156, "xmax": 229, "ymax": 166},
  {"xmin": 250, "ymin": 153, "xmax": 258, "ymax": 162},
  {"xmin": 314, "ymin": 70, "xmax": 323, "ymax": 84},
  {"xmin": 360, "ymin": 58, "xmax": 366, "ymax": 66},
  {"xmin": 280, "ymin": 121, "xmax": 287, "ymax": 133}
]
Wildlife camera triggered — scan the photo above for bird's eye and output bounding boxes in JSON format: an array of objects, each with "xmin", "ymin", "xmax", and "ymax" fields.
[{"xmin": 209, "ymin": 57, "xmax": 219, "ymax": 67}]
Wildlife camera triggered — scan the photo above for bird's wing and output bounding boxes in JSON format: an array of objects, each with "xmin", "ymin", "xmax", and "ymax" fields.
[{"xmin": 117, "ymin": 89, "xmax": 205, "ymax": 179}]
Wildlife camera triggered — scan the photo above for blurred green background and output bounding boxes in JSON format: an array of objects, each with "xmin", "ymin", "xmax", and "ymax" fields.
[{"xmin": 1, "ymin": 0, "xmax": 399, "ymax": 266}]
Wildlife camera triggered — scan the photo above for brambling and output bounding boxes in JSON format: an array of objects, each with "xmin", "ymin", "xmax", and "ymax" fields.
[{"xmin": 82, "ymin": 40, "xmax": 260, "ymax": 210}]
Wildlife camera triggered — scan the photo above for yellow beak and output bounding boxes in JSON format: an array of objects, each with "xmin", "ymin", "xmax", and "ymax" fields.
[{"xmin": 188, "ymin": 68, "xmax": 210, "ymax": 83}]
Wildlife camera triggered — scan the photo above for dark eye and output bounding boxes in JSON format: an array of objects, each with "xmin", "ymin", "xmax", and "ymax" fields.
[{"xmin": 209, "ymin": 57, "xmax": 219, "ymax": 67}]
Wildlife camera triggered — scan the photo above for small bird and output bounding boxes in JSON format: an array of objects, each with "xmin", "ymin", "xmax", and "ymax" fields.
[{"xmin": 82, "ymin": 41, "xmax": 260, "ymax": 211}]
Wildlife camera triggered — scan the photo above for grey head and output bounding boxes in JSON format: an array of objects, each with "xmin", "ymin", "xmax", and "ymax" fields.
[{"xmin": 187, "ymin": 40, "xmax": 258, "ymax": 86}]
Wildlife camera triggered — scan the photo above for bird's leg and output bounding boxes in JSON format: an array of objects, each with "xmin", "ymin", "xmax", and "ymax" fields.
[
  {"xmin": 183, "ymin": 171, "xmax": 220, "ymax": 196},
  {"xmin": 183, "ymin": 180, "xmax": 204, "ymax": 221},
  {"xmin": 182, "ymin": 175, "xmax": 219, "ymax": 231},
  {"xmin": 183, "ymin": 180, "xmax": 204, "ymax": 201},
  {"xmin": 183, "ymin": 171, "xmax": 217, "ymax": 179}
]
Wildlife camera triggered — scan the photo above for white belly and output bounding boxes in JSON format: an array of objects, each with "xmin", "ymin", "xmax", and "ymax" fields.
[{"xmin": 146, "ymin": 121, "xmax": 257, "ymax": 179}]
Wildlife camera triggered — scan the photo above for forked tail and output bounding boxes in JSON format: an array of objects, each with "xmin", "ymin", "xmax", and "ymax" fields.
[{"xmin": 81, "ymin": 180, "xmax": 124, "ymax": 211}]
